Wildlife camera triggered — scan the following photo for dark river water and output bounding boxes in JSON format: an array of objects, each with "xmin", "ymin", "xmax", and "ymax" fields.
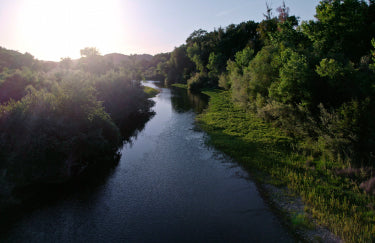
[{"xmin": 2, "ymin": 82, "xmax": 292, "ymax": 242}]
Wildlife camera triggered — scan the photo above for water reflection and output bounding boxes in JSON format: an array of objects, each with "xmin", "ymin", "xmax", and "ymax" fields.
[
  {"xmin": 170, "ymin": 87, "xmax": 209, "ymax": 113},
  {"xmin": 142, "ymin": 81, "xmax": 209, "ymax": 114}
]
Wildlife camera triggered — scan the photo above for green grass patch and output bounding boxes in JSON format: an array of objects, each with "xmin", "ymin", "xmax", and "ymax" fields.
[
  {"xmin": 143, "ymin": 86, "xmax": 160, "ymax": 98},
  {"xmin": 171, "ymin": 83, "xmax": 188, "ymax": 89},
  {"xmin": 290, "ymin": 212, "xmax": 315, "ymax": 230},
  {"xmin": 197, "ymin": 90, "xmax": 375, "ymax": 242}
]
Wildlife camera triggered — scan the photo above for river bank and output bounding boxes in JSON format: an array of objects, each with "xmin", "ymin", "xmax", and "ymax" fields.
[
  {"xmin": 0, "ymin": 86, "xmax": 159, "ymax": 229},
  {"xmin": 196, "ymin": 89, "xmax": 374, "ymax": 242},
  {"xmin": 2, "ymin": 82, "xmax": 294, "ymax": 242}
]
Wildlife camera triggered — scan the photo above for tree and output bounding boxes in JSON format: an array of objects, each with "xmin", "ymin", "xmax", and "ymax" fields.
[
  {"xmin": 207, "ymin": 52, "xmax": 225, "ymax": 79},
  {"xmin": 187, "ymin": 43, "xmax": 206, "ymax": 72},
  {"xmin": 80, "ymin": 47, "xmax": 100, "ymax": 58},
  {"xmin": 186, "ymin": 29, "xmax": 208, "ymax": 44},
  {"xmin": 272, "ymin": 49, "xmax": 312, "ymax": 105},
  {"xmin": 371, "ymin": 38, "xmax": 375, "ymax": 70},
  {"xmin": 165, "ymin": 45, "xmax": 195, "ymax": 85},
  {"xmin": 60, "ymin": 57, "xmax": 72, "ymax": 70},
  {"xmin": 235, "ymin": 47, "xmax": 255, "ymax": 69},
  {"xmin": 276, "ymin": 1, "xmax": 290, "ymax": 23},
  {"xmin": 257, "ymin": 17, "xmax": 278, "ymax": 44},
  {"xmin": 301, "ymin": 0, "xmax": 375, "ymax": 63},
  {"xmin": 263, "ymin": 1, "xmax": 273, "ymax": 20}
]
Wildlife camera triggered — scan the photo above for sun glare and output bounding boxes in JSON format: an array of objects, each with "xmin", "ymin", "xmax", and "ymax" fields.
[{"xmin": 16, "ymin": 0, "xmax": 127, "ymax": 61}]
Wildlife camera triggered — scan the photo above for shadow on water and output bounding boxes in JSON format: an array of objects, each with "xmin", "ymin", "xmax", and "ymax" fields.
[
  {"xmin": 146, "ymin": 81, "xmax": 209, "ymax": 114},
  {"xmin": 0, "ymin": 104, "xmax": 155, "ymax": 236},
  {"xmin": 170, "ymin": 86, "xmax": 209, "ymax": 114}
]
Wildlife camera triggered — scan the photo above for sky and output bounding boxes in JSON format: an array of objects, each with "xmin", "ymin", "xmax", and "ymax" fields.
[{"xmin": 0, "ymin": 0, "xmax": 321, "ymax": 61}]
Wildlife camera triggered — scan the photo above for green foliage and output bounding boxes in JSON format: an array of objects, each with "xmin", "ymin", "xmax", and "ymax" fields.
[
  {"xmin": 218, "ymin": 73, "xmax": 230, "ymax": 90},
  {"xmin": 270, "ymin": 18, "xmax": 310, "ymax": 50},
  {"xmin": 147, "ymin": 20, "xmax": 260, "ymax": 88},
  {"xmin": 318, "ymin": 99, "xmax": 375, "ymax": 164},
  {"xmin": 0, "ymin": 68, "xmax": 45, "ymax": 103},
  {"xmin": 316, "ymin": 58, "xmax": 345, "ymax": 79},
  {"xmin": 290, "ymin": 213, "xmax": 315, "ymax": 230},
  {"xmin": 207, "ymin": 52, "xmax": 225, "ymax": 80},
  {"xmin": 94, "ymin": 71, "xmax": 154, "ymax": 125},
  {"xmin": 165, "ymin": 45, "xmax": 195, "ymax": 85},
  {"xmin": 185, "ymin": 21, "xmax": 261, "ymax": 87},
  {"xmin": 302, "ymin": 0, "xmax": 375, "ymax": 62},
  {"xmin": 218, "ymin": 1, "xmax": 375, "ymax": 166},
  {"xmin": 0, "ymin": 82, "xmax": 120, "ymax": 188},
  {"xmin": 234, "ymin": 47, "xmax": 255, "ymax": 68},
  {"xmin": 198, "ymin": 90, "xmax": 375, "ymax": 242},
  {"xmin": 271, "ymin": 49, "xmax": 312, "ymax": 105},
  {"xmin": 245, "ymin": 45, "xmax": 280, "ymax": 101},
  {"xmin": 0, "ymin": 47, "xmax": 155, "ymax": 207},
  {"xmin": 143, "ymin": 86, "xmax": 159, "ymax": 98},
  {"xmin": 371, "ymin": 38, "xmax": 375, "ymax": 70},
  {"xmin": 171, "ymin": 83, "xmax": 188, "ymax": 89},
  {"xmin": 257, "ymin": 18, "xmax": 278, "ymax": 44},
  {"xmin": 0, "ymin": 47, "xmax": 36, "ymax": 72},
  {"xmin": 187, "ymin": 72, "xmax": 210, "ymax": 91},
  {"xmin": 226, "ymin": 60, "xmax": 247, "ymax": 105},
  {"xmin": 188, "ymin": 2, "xmax": 375, "ymax": 239},
  {"xmin": 1, "ymin": 0, "xmax": 374, "ymax": 239},
  {"xmin": 187, "ymin": 43, "xmax": 206, "ymax": 72}
]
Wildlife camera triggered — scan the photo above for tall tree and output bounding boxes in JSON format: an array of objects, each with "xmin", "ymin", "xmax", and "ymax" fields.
[
  {"xmin": 80, "ymin": 47, "xmax": 100, "ymax": 58},
  {"xmin": 302, "ymin": 0, "xmax": 375, "ymax": 63}
]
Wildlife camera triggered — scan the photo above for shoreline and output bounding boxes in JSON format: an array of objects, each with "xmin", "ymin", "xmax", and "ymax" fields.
[
  {"xmin": 195, "ymin": 89, "xmax": 352, "ymax": 241},
  {"xmin": 0, "ymin": 87, "xmax": 159, "ymax": 229}
]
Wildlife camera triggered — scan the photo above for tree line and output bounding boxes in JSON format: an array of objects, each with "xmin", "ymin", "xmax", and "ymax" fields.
[{"xmin": 146, "ymin": 0, "xmax": 375, "ymax": 166}]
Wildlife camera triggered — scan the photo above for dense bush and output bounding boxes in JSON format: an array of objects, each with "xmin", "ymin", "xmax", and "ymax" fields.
[
  {"xmin": 217, "ymin": 1, "xmax": 375, "ymax": 166},
  {"xmin": 94, "ymin": 71, "xmax": 154, "ymax": 125},
  {"xmin": 0, "ymin": 48, "xmax": 154, "ymax": 208},
  {"xmin": 187, "ymin": 72, "xmax": 211, "ymax": 91}
]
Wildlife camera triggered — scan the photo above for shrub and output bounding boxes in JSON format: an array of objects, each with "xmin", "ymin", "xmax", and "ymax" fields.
[{"xmin": 187, "ymin": 72, "xmax": 210, "ymax": 91}]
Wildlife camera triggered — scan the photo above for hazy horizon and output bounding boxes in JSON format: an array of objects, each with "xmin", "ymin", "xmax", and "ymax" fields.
[{"xmin": 0, "ymin": 0, "xmax": 320, "ymax": 61}]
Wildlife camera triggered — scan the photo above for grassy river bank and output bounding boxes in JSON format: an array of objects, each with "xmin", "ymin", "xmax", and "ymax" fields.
[{"xmin": 196, "ymin": 89, "xmax": 375, "ymax": 242}]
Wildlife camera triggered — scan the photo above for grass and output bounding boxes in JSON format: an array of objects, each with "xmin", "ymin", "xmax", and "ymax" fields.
[
  {"xmin": 197, "ymin": 90, "xmax": 375, "ymax": 242},
  {"xmin": 171, "ymin": 83, "xmax": 188, "ymax": 89},
  {"xmin": 290, "ymin": 212, "xmax": 315, "ymax": 230},
  {"xmin": 143, "ymin": 86, "xmax": 160, "ymax": 98}
]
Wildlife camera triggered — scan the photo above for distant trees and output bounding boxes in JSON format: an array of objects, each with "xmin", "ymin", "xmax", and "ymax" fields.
[
  {"xmin": 0, "ymin": 70, "xmax": 33, "ymax": 103},
  {"xmin": 182, "ymin": 21, "xmax": 260, "ymax": 89},
  {"xmin": 148, "ymin": 0, "xmax": 375, "ymax": 165},
  {"xmin": 60, "ymin": 57, "xmax": 72, "ymax": 69},
  {"xmin": 80, "ymin": 47, "xmax": 100, "ymax": 57},
  {"xmin": 0, "ymin": 47, "xmax": 38, "ymax": 71},
  {"xmin": 165, "ymin": 45, "xmax": 195, "ymax": 85},
  {"xmin": 78, "ymin": 47, "xmax": 109, "ymax": 75}
]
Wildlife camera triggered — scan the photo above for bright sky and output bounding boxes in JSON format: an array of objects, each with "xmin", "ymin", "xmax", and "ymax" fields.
[{"xmin": 0, "ymin": 0, "xmax": 320, "ymax": 61}]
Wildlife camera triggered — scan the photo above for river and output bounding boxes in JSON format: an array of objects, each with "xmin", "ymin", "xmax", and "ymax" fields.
[{"xmin": 1, "ymin": 81, "xmax": 292, "ymax": 242}]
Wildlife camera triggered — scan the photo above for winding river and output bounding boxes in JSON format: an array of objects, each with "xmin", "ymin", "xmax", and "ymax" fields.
[{"xmin": 2, "ymin": 82, "xmax": 292, "ymax": 242}]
